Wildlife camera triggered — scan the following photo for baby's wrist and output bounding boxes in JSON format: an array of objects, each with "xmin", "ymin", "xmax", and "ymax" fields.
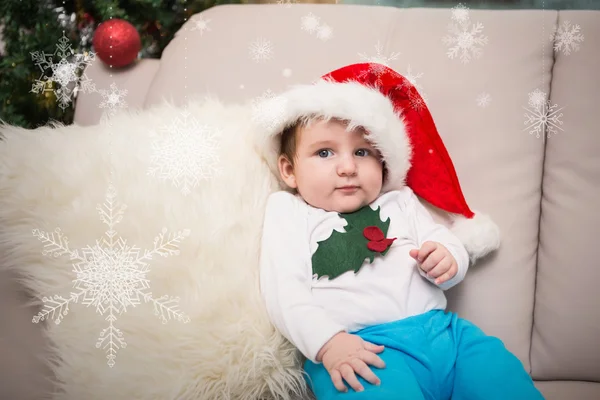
[{"xmin": 316, "ymin": 331, "xmax": 346, "ymax": 361}]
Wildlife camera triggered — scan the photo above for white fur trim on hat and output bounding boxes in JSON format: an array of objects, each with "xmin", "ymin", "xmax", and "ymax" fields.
[
  {"xmin": 252, "ymin": 79, "xmax": 412, "ymax": 192},
  {"xmin": 450, "ymin": 211, "xmax": 501, "ymax": 264}
]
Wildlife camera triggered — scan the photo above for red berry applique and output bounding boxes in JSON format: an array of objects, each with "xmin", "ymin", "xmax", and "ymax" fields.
[{"xmin": 363, "ymin": 226, "xmax": 396, "ymax": 252}]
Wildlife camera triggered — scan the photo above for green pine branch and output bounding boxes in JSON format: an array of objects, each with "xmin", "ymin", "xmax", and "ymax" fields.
[{"xmin": 0, "ymin": 0, "xmax": 244, "ymax": 129}]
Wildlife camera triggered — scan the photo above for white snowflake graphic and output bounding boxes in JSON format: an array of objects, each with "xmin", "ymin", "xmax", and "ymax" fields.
[
  {"xmin": 451, "ymin": 3, "xmax": 470, "ymax": 24},
  {"xmin": 31, "ymin": 184, "xmax": 191, "ymax": 367},
  {"xmin": 251, "ymin": 89, "xmax": 288, "ymax": 131},
  {"xmin": 442, "ymin": 10, "xmax": 488, "ymax": 65},
  {"xmin": 277, "ymin": 0, "xmax": 297, "ymax": 7},
  {"xmin": 98, "ymin": 82, "xmax": 128, "ymax": 121},
  {"xmin": 189, "ymin": 16, "xmax": 211, "ymax": 35},
  {"xmin": 358, "ymin": 41, "xmax": 401, "ymax": 67},
  {"xmin": 249, "ymin": 37, "xmax": 274, "ymax": 63},
  {"xmin": 301, "ymin": 13, "xmax": 321, "ymax": 34},
  {"xmin": 148, "ymin": 109, "xmax": 222, "ymax": 195},
  {"xmin": 402, "ymin": 65, "xmax": 425, "ymax": 93},
  {"xmin": 528, "ymin": 88, "xmax": 547, "ymax": 108},
  {"xmin": 476, "ymin": 92, "xmax": 492, "ymax": 108},
  {"xmin": 408, "ymin": 94, "xmax": 427, "ymax": 112},
  {"xmin": 523, "ymin": 89, "xmax": 565, "ymax": 139},
  {"xmin": 354, "ymin": 62, "xmax": 395, "ymax": 89},
  {"xmin": 402, "ymin": 65, "xmax": 428, "ymax": 110},
  {"xmin": 550, "ymin": 20, "xmax": 584, "ymax": 56},
  {"xmin": 316, "ymin": 24, "xmax": 333, "ymax": 41},
  {"xmin": 300, "ymin": 13, "xmax": 333, "ymax": 41},
  {"xmin": 30, "ymin": 32, "xmax": 96, "ymax": 110}
]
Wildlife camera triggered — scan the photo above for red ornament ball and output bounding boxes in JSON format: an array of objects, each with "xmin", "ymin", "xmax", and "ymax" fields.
[{"xmin": 93, "ymin": 19, "xmax": 141, "ymax": 68}]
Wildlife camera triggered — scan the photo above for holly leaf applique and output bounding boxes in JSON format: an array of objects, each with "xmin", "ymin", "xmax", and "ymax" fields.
[{"xmin": 311, "ymin": 205, "xmax": 396, "ymax": 280}]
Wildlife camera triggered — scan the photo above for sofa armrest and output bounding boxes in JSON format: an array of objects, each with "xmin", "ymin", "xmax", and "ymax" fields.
[{"xmin": 74, "ymin": 58, "xmax": 160, "ymax": 126}]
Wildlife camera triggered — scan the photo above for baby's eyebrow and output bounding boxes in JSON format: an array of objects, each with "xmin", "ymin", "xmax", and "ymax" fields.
[
  {"xmin": 308, "ymin": 139, "xmax": 374, "ymax": 149},
  {"xmin": 309, "ymin": 140, "xmax": 337, "ymax": 149}
]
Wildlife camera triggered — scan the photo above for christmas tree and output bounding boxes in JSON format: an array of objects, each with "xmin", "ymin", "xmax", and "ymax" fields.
[{"xmin": 0, "ymin": 0, "xmax": 244, "ymax": 129}]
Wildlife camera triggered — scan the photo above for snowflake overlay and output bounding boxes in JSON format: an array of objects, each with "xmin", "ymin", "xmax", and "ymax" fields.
[
  {"xmin": 550, "ymin": 20, "xmax": 584, "ymax": 56},
  {"xmin": 277, "ymin": 0, "xmax": 297, "ymax": 7},
  {"xmin": 442, "ymin": 4, "xmax": 488, "ymax": 64},
  {"xmin": 251, "ymin": 89, "xmax": 289, "ymax": 131},
  {"xmin": 451, "ymin": 3, "xmax": 470, "ymax": 24},
  {"xmin": 397, "ymin": 65, "xmax": 428, "ymax": 111},
  {"xmin": 249, "ymin": 37, "xmax": 274, "ymax": 63},
  {"xmin": 316, "ymin": 24, "xmax": 333, "ymax": 41},
  {"xmin": 98, "ymin": 82, "xmax": 128, "ymax": 122},
  {"xmin": 148, "ymin": 109, "xmax": 222, "ymax": 196},
  {"xmin": 301, "ymin": 13, "xmax": 333, "ymax": 41},
  {"xmin": 32, "ymin": 184, "xmax": 191, "ymax": 367},
  {"xmin": 31, "ymin": 32, "xmax": 96, "ymax": 110},
  {"xmin": 358, "ymin": 41, "xmax": 401, "ymax": 67},
  {"xmin": 189, "ymin": 16, "xmax": 211, "ymax": 35},
  {"xmin": 301, "ymin": 12, "xmax": 320, "ymax": 33},
  {"xmin": 523, "ymin": 89, "xmax": 565, "ymax": 139},
  {"xmin": 356, "ymin": 42, "xmax": 401, "ymax": 88},
  {"xmin": 476, "ymin": 92, "xmax": 492, "ymax": 108}
]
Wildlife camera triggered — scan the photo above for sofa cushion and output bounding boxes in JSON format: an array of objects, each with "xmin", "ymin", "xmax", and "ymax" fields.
[
  {"xmin": 531, "ymin": 10, "xmax": 600, "ymax": 382},
  {"xmin": 74, "ymin": 59, "xmax": 161, "ymax": 126},
  {"xmin": 535, "ymin": 380, "xmax": 600, "ymax": 400}
]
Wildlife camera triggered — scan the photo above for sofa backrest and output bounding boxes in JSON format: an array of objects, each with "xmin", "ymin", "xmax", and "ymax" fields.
[
  {"xmin": 530, "ymin": 10, "xmax": 600, "ymax": 382},
  {"xmin": 74, "ymin": 4, "xmax": 600, "ymax": 384}
]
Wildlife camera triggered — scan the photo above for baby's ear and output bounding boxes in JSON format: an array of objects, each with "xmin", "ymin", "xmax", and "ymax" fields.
[{"xmin": 277, "ymin": 155, "xmax": 297, "ymax": 189}]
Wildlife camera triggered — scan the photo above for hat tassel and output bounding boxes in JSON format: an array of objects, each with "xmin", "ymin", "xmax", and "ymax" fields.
[{"xmin": 450, "ymin": 211, "xmax": 501, "ymax": 264}]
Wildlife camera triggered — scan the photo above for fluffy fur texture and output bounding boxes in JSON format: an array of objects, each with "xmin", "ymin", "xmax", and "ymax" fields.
[
  {"xmin": 254, "ymin": 80, "xmax": 411, "ymax": 193},
  {"xmin": 0, "ymin": 98, "xmax": 309, "ymax": 400},
  {"xmin": 450, "ymin": 211, "xmax": 501, "ymax": 264}
]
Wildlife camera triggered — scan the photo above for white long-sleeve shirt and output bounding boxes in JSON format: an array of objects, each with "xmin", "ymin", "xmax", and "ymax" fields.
[{"xmin": 259, "ymin": 187, "xmax": 469, "ymax": 364}]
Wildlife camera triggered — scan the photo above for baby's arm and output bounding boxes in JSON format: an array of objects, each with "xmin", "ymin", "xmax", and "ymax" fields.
[
  {"xmin": 402, "ymin": 188, "xmax": 470, "ymax": 290},
  {"xmin": 259, "ymin": 192, "xmax": 346, "ymax": 363}
]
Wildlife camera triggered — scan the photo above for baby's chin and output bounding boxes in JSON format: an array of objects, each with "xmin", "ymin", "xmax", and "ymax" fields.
[{"xmin": 319, "ymin": 196, "xmax": 369, "ymax": 213}]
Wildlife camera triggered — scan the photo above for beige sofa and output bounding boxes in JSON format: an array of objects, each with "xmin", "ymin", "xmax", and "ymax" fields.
[{"xmin": 1, "ymin": 3, "xmax": 599, "ymax": 399}]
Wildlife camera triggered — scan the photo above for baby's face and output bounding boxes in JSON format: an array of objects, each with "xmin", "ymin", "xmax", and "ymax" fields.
[{"xmin": 279, "ymin": 119, "xmax": 383, "ymax": 213}]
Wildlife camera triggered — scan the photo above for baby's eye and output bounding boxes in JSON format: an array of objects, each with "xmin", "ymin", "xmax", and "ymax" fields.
[
  {"xmin": 317, "ymin": 149, "xmax": 333, "ymax": 158},
  {"xmin": 356, "ymin": 149, "xmax": 370, "ymax": 157}
]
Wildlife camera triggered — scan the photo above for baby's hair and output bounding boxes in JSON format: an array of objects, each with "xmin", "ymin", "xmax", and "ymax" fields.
[
  {"xmin": 280, "ymin": 114, "xmax": 323, "ymax": 168},
  {"xmin": 279, "ymin": 115, "xmax": 388, "ymax": 184}
]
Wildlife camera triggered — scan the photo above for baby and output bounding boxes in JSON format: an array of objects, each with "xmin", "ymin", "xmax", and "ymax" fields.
[{"xmin": 257, "ymin": 63, "xmax": 544, "ymax": 399}]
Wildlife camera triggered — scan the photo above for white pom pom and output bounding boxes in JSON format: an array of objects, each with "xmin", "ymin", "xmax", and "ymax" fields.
[{"xmin": 450, "ymin": 211, "xmax": 501, "ymax": 265}]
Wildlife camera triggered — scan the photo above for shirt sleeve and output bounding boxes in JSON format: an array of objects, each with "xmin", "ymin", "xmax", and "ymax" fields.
[
  {"xmin": 259, "ymin": 192, "xmax": 347, "ymax": 363},
  {"xmin": 401, "ymin": 188, "xmax": 470, "ymax": 291}
]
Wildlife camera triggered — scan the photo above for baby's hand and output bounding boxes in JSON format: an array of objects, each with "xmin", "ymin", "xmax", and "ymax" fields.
[
  {"xmin": 409, "ymin": 241, "xmax": 457, "ymax": 285},
  {"xmin": 316, "ymin": 332, "xmax": 386, "ymax": 393}
]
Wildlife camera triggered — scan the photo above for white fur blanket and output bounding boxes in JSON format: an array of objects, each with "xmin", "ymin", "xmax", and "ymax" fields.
[{"xmin": 0, "ymin": 99, "xmax": 307, "ymax": 400}]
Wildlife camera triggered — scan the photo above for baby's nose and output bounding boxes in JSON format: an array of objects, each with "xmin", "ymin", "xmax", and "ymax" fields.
[{"xmin": 337, "ymin": 156, "xmax": 357, "ymax": 175}]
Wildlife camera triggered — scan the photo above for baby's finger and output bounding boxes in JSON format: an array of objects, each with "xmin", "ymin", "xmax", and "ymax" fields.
[
  {"xmin": 363, "ymin": 341, "xmax": 385, "ymax": 353},
  {"xmin": 329, "ymin": 369, "xmax": 347, "ymax": 393},
  {"xmin": 426, "ymin": 257, "xmax": 452, "ymax": 278},
  {"xmin": 350, "ymin": 358, "xmax": 381, "ymax": 386},
  {"xmin": 409, "ymin": 248, "xmax": 419, "ymax": 259},
  {"xmin": 435, "ymin": 269, "xmax": 456, "ymax": 285},
  {"xmin": 361, "ymin": 349, "xmax": 386, "ymax": 369},
  {"xmin": 340, "ymin": 363, "xmax": 364, "ymax": 393},
  {"xmin": 417, "ymin": 241, "xmax": 437, "ymax": 262},
  {"xmin": 420, "ymin": 249, "xmax": 444, "ymax": 273}
]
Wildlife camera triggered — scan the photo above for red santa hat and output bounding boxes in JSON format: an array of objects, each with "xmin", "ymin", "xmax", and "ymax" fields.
[{"xmin": 254, "ymin": 62, "xmax": 500, "ymax": 264}]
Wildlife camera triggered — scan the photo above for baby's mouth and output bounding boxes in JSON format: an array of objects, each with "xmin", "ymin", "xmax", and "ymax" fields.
[{"xmin": 337, "ymin": 186, "xmax": 359, "ymax": 193}]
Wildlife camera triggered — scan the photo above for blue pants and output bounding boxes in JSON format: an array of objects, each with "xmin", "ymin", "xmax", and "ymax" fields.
[{"xmin": 304, "ymin": 310, "xmax": 544, "ymax": 400}]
